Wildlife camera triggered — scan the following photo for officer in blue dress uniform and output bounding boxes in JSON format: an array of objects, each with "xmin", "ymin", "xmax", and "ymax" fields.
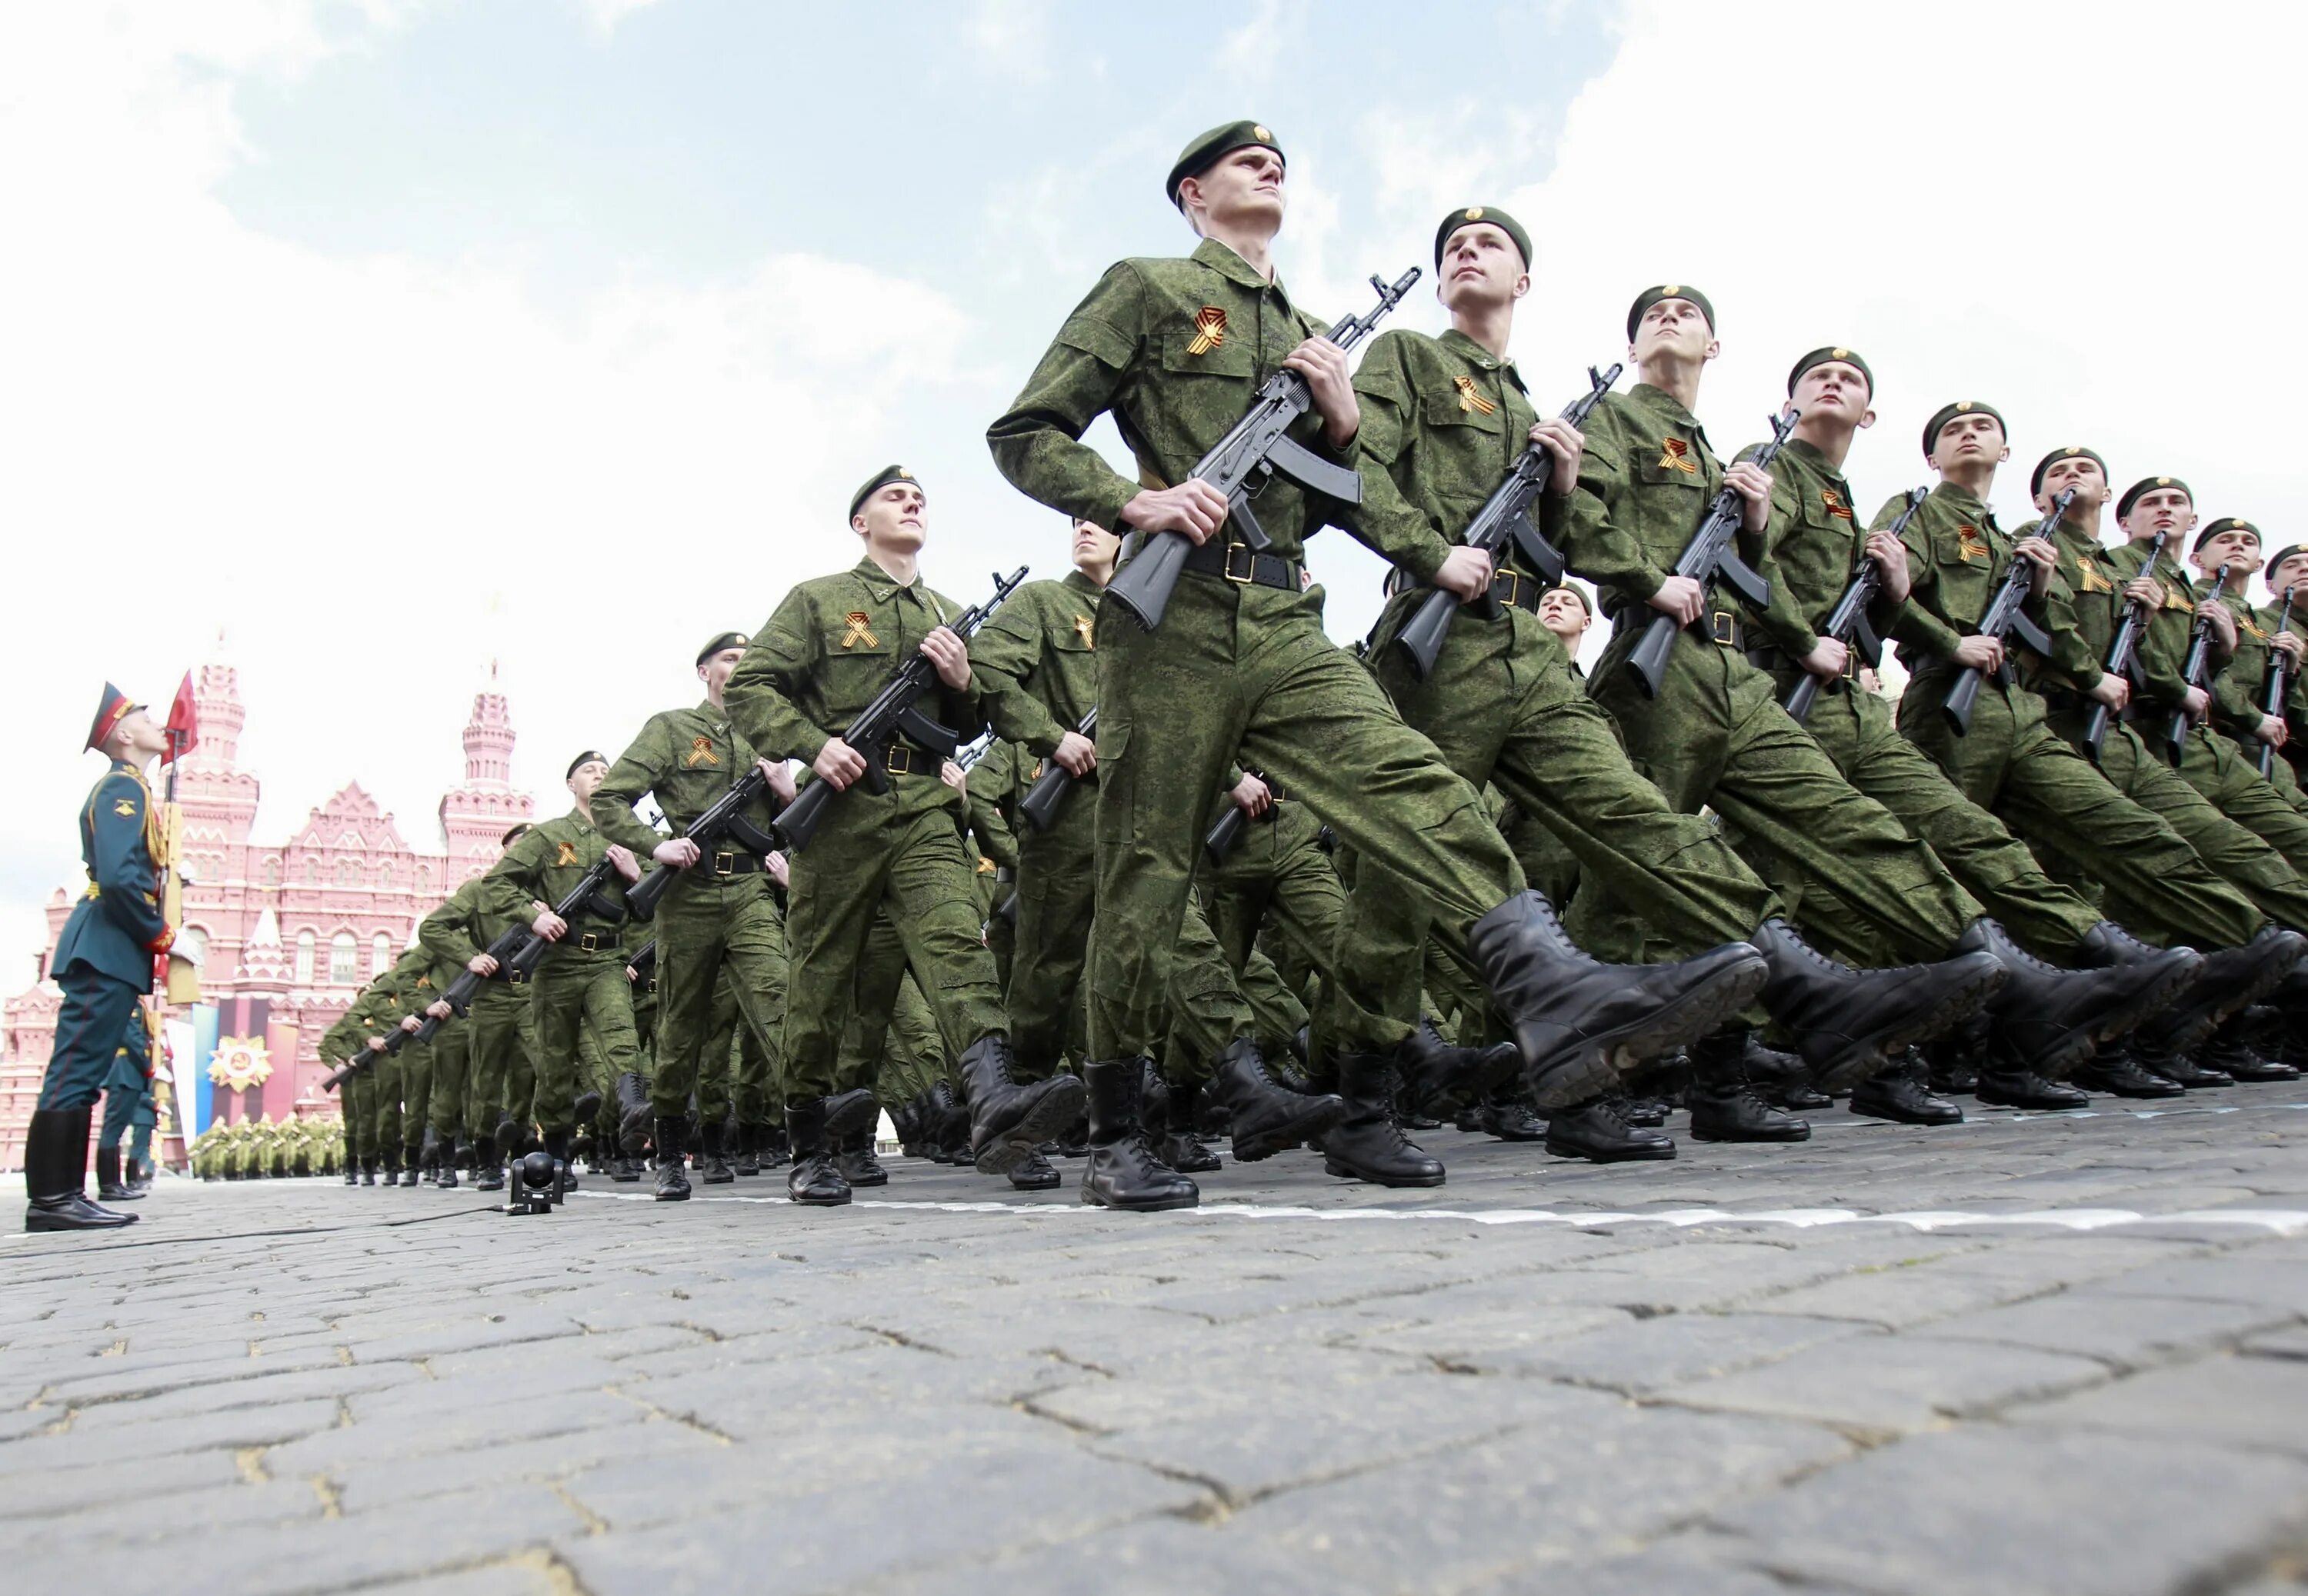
[
  {"xmin": 26, "ymin": 685, "xmax": 174, "ymax": 1231},
  {"xmin": 96, "ymin": 1013, "xmax": 155, "ymax": 1203}
]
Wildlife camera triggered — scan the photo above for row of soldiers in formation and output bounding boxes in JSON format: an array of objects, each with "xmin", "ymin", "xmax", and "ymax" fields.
[
  {"xmin": 188, "ymin": 1115, "xmax": 348, "ymax": 1180},
  {"xmin": 32, "ymin": 118, "xmax": 2308, "ymax": 1232}
]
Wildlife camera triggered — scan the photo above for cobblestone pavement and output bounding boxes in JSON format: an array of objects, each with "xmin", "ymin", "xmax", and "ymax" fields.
[{"xmin": 12, "ymin": 1090, "xmax": 2308, "ymax": 1595}]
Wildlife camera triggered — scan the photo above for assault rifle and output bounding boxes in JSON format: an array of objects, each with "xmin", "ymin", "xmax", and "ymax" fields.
[
  {"xmin": 2082, "ymin": 526, "xmax": 2167, "ymax": 761},
  {"xmin": 1393, "ymin": 363, "xmax": 1622, "ymax": 680},
  {"xmin": 322, "ymin": 1024, "xmax": 415, "ymax": 1092},
  {"xmin": 1204, "ymin": 778, "xmax": 1278, "ymax": 866},
  {"xmin": 1624, "ymin": 408, "xmax": 1800, "ymax": 699},
  {"xmin": 411, "ymin": 855, "xmax": 629, "ymax": 1046},
  {"xmin": 778, "ymin": 567, "xmax": 1029, "ymax": 852},
  {"xmin": 1785, "ymin": 485, "xmax": 1929, "ymax": 725},
  {"xmin": 625, "ymin": 768, "xmax": 781, "ymax": 918},
  {"xmin": 2262, "ymin": 591, "xmax": 2297, "ymax": 779},
  {"xmin": 1016, "ymin": 708, "xmax": 1096, "ymax": 833},
  {"xmin": 2169, "ymin": 596, "xmax": 2221, "ymax": 764},
  {"xmin": 1942, "ymin": 488, "xmax": 2073, "ymax": 735},
  {"xmin": 626, "ymin": 939, "xmax": 656, "ymax": 987},
  {"xmin": 1105, "ymin": 268, "xmax": 1422, "ymax": 631}
]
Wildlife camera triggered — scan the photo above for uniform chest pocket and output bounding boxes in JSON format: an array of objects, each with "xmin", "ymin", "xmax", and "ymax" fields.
[
  {"xmin": 1419, "ymin": 386, "xmax": 1509, "ymax": 439},
  {"xmin": 1936, "ymin": 525, "xmax": 1993, "ymax": 570},
  {"xmin": 1159, "ymin": 318, "xmax": 1257, "ymax": 379},
  {"xmin": 821, "ymin": 622, "xmax": 898, "ymax": 691},
  {"xmin": 1052, "ymin": 614, "xmax": 1098, "ymax": 655},
  {"xmin": 1633, "ymin": 438, "xmax": 1710, "ymax": 495}
]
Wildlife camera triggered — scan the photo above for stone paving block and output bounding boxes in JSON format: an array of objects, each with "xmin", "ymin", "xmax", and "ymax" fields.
[
  {"xmin": 1455, "ymin": 1311, "xmax": 1883, "ymax": 1391},
  {"xmin": 260, "ymin": 1388, "xmax": 649, "ymax": 1477},
  {"xmin": 0, "ymin": 1397, "xmax": 343, "ymax": 1472},
  {"xmin": 68, "ymin": 1357, "xmax": 423, "ymax": 1428},
  {"xmin": 4, "ymin": 1476, "xmax": 325, "ymax": 1552},
  {"xmin": 353, "ymin": 1564, "xmax": 560, "ymax": 1596},
  {"xmin": 1452, "ymin": 1534, "xmax": 1839, "ymax": 1596},
  {"xmin": 2091, "ymin": 1249, "xmax": 2308, "ymax": 1311},
  {"xmin": 1710, "ymin": 1427, "xmax": 2308, "ymax": 1596},
  {"xmin": 2006, "ymin": 1349, "xmax": 2308, "ymax": 1454},
  {"xmin": 1659, "ymin": 1334, "xmax": 2109, "ymax": 1436},
  {"xmin": 329, "ymin": 1418, "xmax": 725, "ymax": 1515},
  {"xmin": 1923, "ymin": 1288, "xmax": 2294, "ymax": 1366},
  {"xmin": 866, "ymin": 1515, "xmax": 1350, "ymax": 1596}
]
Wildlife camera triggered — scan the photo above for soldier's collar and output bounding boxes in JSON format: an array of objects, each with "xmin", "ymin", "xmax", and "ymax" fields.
[
  {"xmin": 691, "ymin": 698, "xmax": 723, "ymax": 722},
  {"xmin": 1436, "ymin": 328, "xmax": 1523, "ymax": 385},
  {"xmin": 1062, "ymin": 568, "xmax": 1105, "ymax": 598},
  {"xmin": 1627, "ymin": 380, "xmax": 1703, "ymax": 437},
  {"xmin": 849, "ymin": 554, "xmax": 919, "ymax": 605},
  {"xmin": 1778, "ymin": 436, "xmax": 1840, "ymax": 478},
  {"xmin": 1929, "ymin": 479, "xmax": 1988, "ymax": 516},
  {"xmin": 1190, "ymin": 237, "xmax": 1289, "ymax": 302}
]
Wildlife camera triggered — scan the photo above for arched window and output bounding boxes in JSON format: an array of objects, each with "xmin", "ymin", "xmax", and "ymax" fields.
[
  {"xmin": 377, "ymin": 861, "xmax": 395, "ymax": 889},
  {"xmin": 372, "ymin": 932, "xmax": 392, "ymax": 973},
  {"xmin": 295, "ymin": 930, "xmax": 315, "ymax": 984},
  {"xmin": 329, "ymin": 931, "xmax": 357, "ymax": 983},
  {"xmin": 302, "ymin": 856, "xmax": 319, "ymax": 887},
  {"xmin": 415, "ymin": 865, "xmax": 432, "ymax": 895},
  {"xmin": 261, "ymin": 855, "xmax": 280, "ymax": 888},
  {"xmin": 335, "ymin": 858, "xmax": 357, "ymax": 888}
]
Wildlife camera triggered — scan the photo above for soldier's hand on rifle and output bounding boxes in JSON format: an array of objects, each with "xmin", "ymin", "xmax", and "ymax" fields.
[
  {"xmin": 2199, "ymin": 598, "xmax": 2237, "ymax": 654},
  {"xmin": 1801, "ymin": 638, "xmax": 1850, "ymax": 681},
  {"xmin": 940, "ymin": 761, "xmax": 969, "ymax": 797},
  {"xmin": 1122, "ymin": 480, "xmax": 1231, "ymax": 544},
  {"xmin": 1647, "ymin": 575, "xmax": 1704, "ymax": 625},
  {"xmin": 1433, "ymin": 545, "xmax": 1494, "ymax": 603},
  {"xmin": 1864, "ymin": 528, "xmax": 1913, "ymax": 603},
  {"xmin": 762, "ymin": 758, "xmax": 798, "ymax": 805},
  {"xmin": 1231, "ymin": 772, "xmax": 1273, "ymax": 818},
  {"xmin": 532, "ymin": 907, "xmax": 569, "ymax": 942},
  {"xmin": 468, "ymin": 952, "xmax": 499, "ymax": 977},
  {"xmin": 2273, "ymin": 631, "xmax": 2306, "ymax": 667},
  {"xmin": 2123, "ymin": 575, "xmax": 2166, "ymax": 611},
  {"xmin": 1724, "ymin": 461, "xmax": 1772, "ymax": 531},
  {"xmin": 2015, "ymin": 535, "xmax": 2058, "ymax": 595},
  {"xmin": 605, "ymin": 844, "xmax": 642, "ymax": 884},
  {"xmin": 814, "ymin": 737, "xmax": 869, "ymax": 791},
  {"xmin": 655, "ymin": 838, "xmax": 702, "ymax": 869},
  {"xmin": 366, "ymin": 1036, "xmax": 389, "ymax": 1053},
  {"xmin": 1052, "ymin": 731, "xmax": 1096, "ymax": 778},
  {"xmin": 624, "ymin": 964, "xmax": 639, "ymax": 985},
  {"xmin": 921, "ymin": 625, "xmax": 972, "ymax": 690},
  {"xmin": 1283, "ymin": 336, "xmax": 1359, "ymax": 447},
  {"xmin": 1953, "ymin": 635, "xmax": 2005, "ymax": 675},
  {"xmin": 767, "ymin": 851, "xmax": 789, "ymax": 888},
  {"xmin": 2260, "ymin": 715, "xmax": 2289, "ymax": 749},
  {"xmin": 1529, "ymin": 417, "xmax": 1585, "ymax": 493},
  {"xmin": 2088, "ymin": 672, "xmax": 2131, "ymax": 711},
  {"xmin": 427, "ymin": 999, "xmax": 453, "ymax": 1020},
  {"xmin": 399, "ymin": 1015, "xmax": 422, "ymax": 1033},
  {"xmin": 2183, "ymin": 685, "xmax": 2210, "ymax": 722}
]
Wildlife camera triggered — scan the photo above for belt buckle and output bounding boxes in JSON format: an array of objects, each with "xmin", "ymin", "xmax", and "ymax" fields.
[
  {"xmin": 1709, "ymin": 610, "xmax": 1739, "ymax": 646},
  {"xmin": 579, "ymin": 931, "xmax": 602, "ymax": 953},
  {"xmin": 1495, "ymin": 570, "xmax": 1523, "ymax": 610},
  {"xmin": 1841, "ymin": 649, "xmax": 1858, "ymax": 681},
  {"xmin": 885, "ymin": 745, "xmax": 914, "ymax": 775},
  {"xmin": 1223, "ymin": 545, "xmax": 1255, "ymax": 584},
  {"xmin": 713, "ymin": 850, "xmax": 736, "ymax": 875}
]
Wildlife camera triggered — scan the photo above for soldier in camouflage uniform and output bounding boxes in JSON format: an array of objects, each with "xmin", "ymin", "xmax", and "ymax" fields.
[
  {"xmin": 419, "ymin": 841, "xmax": 536, "ymax": 1192},
  {"xmin": 2196, "ymin": 520, "xmax": 2308, "ymax": 815},
  {"xmin": 593, "ymin": 634, "xmax": 794, "ymax": 1201},
  {"xmin": 989, "ymin": 125, "xmax": 1771, "ymax": 1208},
  {"xmin": 319, "ymin": 1010, "xmax": 367, "ymax": 1184},
  {"xmin": 726, "ymin": 465, "xmax": 1081, "ymax": 1206},
  {"xmin": 479, "ymin": 753, "xmax": 645, "ymax": 1193}
]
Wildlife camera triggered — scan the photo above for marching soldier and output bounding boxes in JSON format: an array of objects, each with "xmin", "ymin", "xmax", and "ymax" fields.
[
  {"xmin": 990, "ymin": 128, "xmax": 1768, "ymax": 1208},
  {"xmin": 2196, "ymin": 520, "xmax": 2308, "ymax": 812},
  {"xmin": 416, "ymin": 848, "xmax": 534, "ymax": 1191},
  {"xmin": 25, "ymin": 686, "xmax": 175, "ymax": 1231},
  {"xmin": 725, "ymin": 465, "xmax": 1081, "ymax": 1205},
  {"xmin": 592, "ymin": 634, "xmax": 795, "ymax": 1201}
]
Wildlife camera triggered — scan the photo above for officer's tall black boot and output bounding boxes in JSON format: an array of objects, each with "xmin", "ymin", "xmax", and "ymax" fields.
[
  {"xmin": 652, "ymin": 1115, "xmax": 692, "ymax": 1202},
  {"xmin": 95, "ymin": 1146, "xmax": 138, "ymax": 1202},
  {"xmin": 1079, "ymin": 1058, "xmax": 1197, "ymax": 1212},
  {"xmin": 1208, "ymin": 1037, "xmax": 1342, "ymax": 1161},
  {"xmin": 1471, "ymin": 891, "xmax": 1769, "ymax": 1108},
  {"xmin": 24, "ymin": 1108, "xmax": 138, "ymax": 1232},
  {"xmin": 785, "ymin": 1101, "xmax": 849, "ymax": 1207},
  {"xmin": 1149, "ymin": 1063, "xmax": 1218, "ymax": 1174},
  {"xmin": 1752, "ymin": 919, "xmax": 2006, "ymax": 1092},
  {"xmin": 959, "ymin": 1035, "xmax": 1085, "ymax": 1178},
  {"xmin": 1686, "ymin": 1031, "xmax": 1811, "ymax": 1142},
  {"xmin": 1957, "ymin": 918, "xmax": 2203, "ymax": 1079},
  {"xmin": 1322, "ymin": 1052, "xmax": 1445, "ymax": 1187}
]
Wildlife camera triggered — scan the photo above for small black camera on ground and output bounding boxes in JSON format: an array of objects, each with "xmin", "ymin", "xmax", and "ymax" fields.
[{"xmin": 503, "ymin": 1149, "xmax": 562, "ymax": 1215}]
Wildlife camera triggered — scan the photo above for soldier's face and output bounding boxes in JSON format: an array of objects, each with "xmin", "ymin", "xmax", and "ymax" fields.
[
  {"xmin": 697, "ymin": 647, "xmax": 745, "ymax": 695},
  {"xmin": 2273, "ymin": 554, "xmax": 2308, "ymax": 599},
  {"xmin": 1439, "ymin": 225, "xmax": 1527, "ymax": 312},
  {"xmin": 1538, "ymin": 589, "xmax": 1589, "ymax": 645},
  {"xmin": 1630, "ymin": 297, "xmax": 1715, "ymax": 365},
  {"xmin": 2036, "ymin": 457, "xmax": 2109, "ymax": 517},
  {"xmin": 2192, "ymin": 530, "xmax": 2258, "ymax": 581},
  {"xmin": 1791, "ymin": 362, "xmax": 1873, "ymax": 428},
  {"xmin": 1926, "ymin": 413, "xmax": 2008, "ymax": 474},
  {"xmin": 854, "ymin": 483, "xmax": 929, "ymax": 550},
  {"xmin": 566, "ymin": 760, "xmax": 608, "ymax": 806},
  {"xmin": 2123, "ymin": 488, "xmax": 2195, "ymax": 543},
  {"xmin": 1184, "ymin": 147, "xmax": 1286, "ymax": 234},
  {"xmin": 112, "ymin": 708, "xmax": 170, "ymax": 760},
  {"xmin": 1070, "ymin": 520, "xmax": 1120, "ymax": 575}
]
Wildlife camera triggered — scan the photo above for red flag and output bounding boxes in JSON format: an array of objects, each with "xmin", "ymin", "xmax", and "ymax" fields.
[{"xmin": 162, "ymin": 671, "xmax": 198, "ymax": 764}]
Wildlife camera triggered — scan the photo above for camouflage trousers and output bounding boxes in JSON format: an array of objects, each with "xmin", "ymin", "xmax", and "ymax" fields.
[
  {"xmin": 528, "ymin": 940, "xmax": 641, "ymax": 1138},
  {"xmin": 426, "ymin": 1019, "xmax": 469, "ymax": 1144},
  {"xmin": 1089, "ymin": 577, "xmax": 1519, "ymax": 1061},
  {"xmin": 1006, "ymin": 792, "xmax": 1096, "ymax": 1079},
  {"xmin": 1158, "ymin": 891, "xmax": 1281, "ymax": 1088},
  {"xmin": 696, "ymin": 959, "xmax": 781, "ymax": 1128},
  {"xmin": 839, "ymin": 910, "xmax": 949, "ymax": 1105},
  {"xmin": 465, "ymin": 980, "xmax": 537, "ymax": 1145},
  {"xmin": 646, "ymin": 871, "xmax": 787, "ymax": 1121},
  {"xmin": 2173, "ymin": 727, "xmax": 2308, "ymax": 899},
  {"xmin": 396, "ymin": 1036, "xmax": 433, "ymax": 1158},
  {"xmin": 352, "ymin": 1050, "xmax": 403, "ymax": 1163}
]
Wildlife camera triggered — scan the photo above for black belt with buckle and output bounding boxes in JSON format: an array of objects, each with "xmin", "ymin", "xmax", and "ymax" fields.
[
  {"xmin": 1703, "ymin": 608, "xmax": 1750, "ymax": 651},
  {"xmin": 1182, "ymin": 540, "xmax": 1302, "ymax": 591},
  {"xmin": 879, "ymin": 744, "xmax": 929, "ymax": 776},
  {"xmin": 1385, "ymin": 565, "xmax": 1546, "ymax": 615},
  {"xmin": 572, "ymin": 928, "xmax": 622, "ymax": 955},
  {"xmin": 704, "ymin": 849, "xmax": 762, "ymax": 877}
]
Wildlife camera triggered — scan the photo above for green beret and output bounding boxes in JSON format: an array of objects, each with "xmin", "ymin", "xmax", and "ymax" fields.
[
  {"xmin": 1166, "ymin": 120, "xmax": 1283, "ymax": 209},
  {"xmin": 2266, "ymin": 544, "xmax": 2308, "ymax": 583},
  {"xmin": 1434, "ymin": 205, "xmax": 1531, "ymax": 272},
  {"xmin": 1921, "ymin": 399, "xmax": 2006, "ymax": 461},
  {"xmin": 1786, "ymin": 346, "xmax": 1873, "ymax": 398},
  {"xmin": 2030, "ymin": 445, "xmax": 2106, "ymax": 498},
  {"xmin": 848, "ymin": 464, "xmax": 923, "ymax": 524},
  {"xmin": 565, "ymin": 750, "xmax": 609, "ymax": 781},
  {"xmin": 2117, "ymin": 475, "xmax": 2193, "ymax": 522},
  {"xmin": 1626, "ymin": 283, "xmax": 1714, "ymax": 343},
  {"xmin": 2193, "ymin": 517, "xmax": 2261, "ymax": 555},
  {"xmin": 695, "ymin": 631, "xmax": 749, "ymax": 666}
]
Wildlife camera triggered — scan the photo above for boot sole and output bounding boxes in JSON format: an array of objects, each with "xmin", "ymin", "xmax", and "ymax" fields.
[
  {"xmin": 789, "ymin": 1191, "xmax": 852, "ymax": 1206},
  {"xmin": 1848, "ymin": 1097, "xmax": 1965, "ymax": 1125},
  {"xmin": 1526, "ymin": 956, "xmax": 1769, "ymax": 1110},
  {"xmin": 2003, "ymin": 955, "xmax": 2204, "ymax": 1079},
  {"xmin": 972, "ymin": 1076, "xmax": 1087, "ymax": 1177},
  {"xmin": 1079, "ymin": 1187, "xmax": 1199, "ymax": 1212},
  {"xmin": 1811, "ymin": 961, "xmax": 2007, "ymax": 1095},
  {"xmin": 1543, "ymin": 1135, "xmax": 1675, "ymax": 1163},
  {"xmin": 1322, "ymin": 1157, "xmax": 1446, "ymax": 1188},
  {"xmin": 1688, "ymin": 1124, "xmax": 1811, "ymax": 1142},
  {"xmin": 1230, "ymin": 1095, "xmax": 1346, "ymax": 1164}
]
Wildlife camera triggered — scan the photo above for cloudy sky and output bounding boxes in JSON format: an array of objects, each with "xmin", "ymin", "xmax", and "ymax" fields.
[{"xmin": 2, "ymin": 0, "xmax": 2300, "ymax": 968}]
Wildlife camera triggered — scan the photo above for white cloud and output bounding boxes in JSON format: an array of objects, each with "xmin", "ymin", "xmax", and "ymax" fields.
[
  {"xmin": 962, "ymin": 0, "xmax": 1054, "ymax": 84},
  {"xmin": 572, "ymin": 0, "xmax": 666, "ymax": 38}
]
